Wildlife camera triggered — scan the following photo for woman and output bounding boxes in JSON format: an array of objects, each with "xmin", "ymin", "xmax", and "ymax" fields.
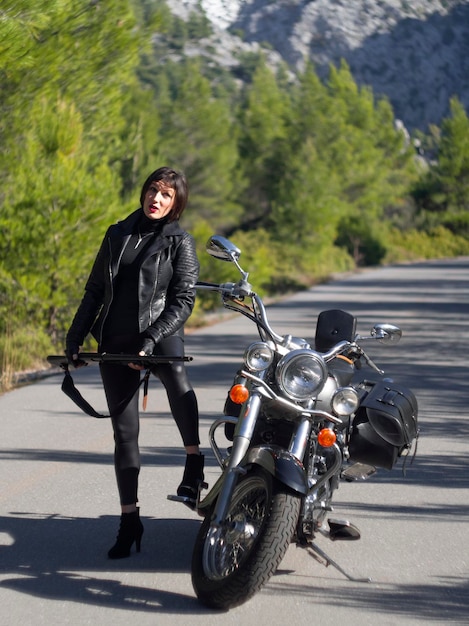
[{"xmin": 65, "ymin": 166, "xmax": 203, "ymax": 559}]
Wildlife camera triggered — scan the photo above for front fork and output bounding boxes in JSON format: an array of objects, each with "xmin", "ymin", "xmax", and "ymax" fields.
[{"xmin": 206, "ymin": 392, "xmax": 264, "ymax": 526}]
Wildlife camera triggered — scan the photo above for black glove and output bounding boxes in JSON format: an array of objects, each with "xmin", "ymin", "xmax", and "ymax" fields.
[
  {"xmin": 140, "ymin": 337, "xmax": 156, "ymax": 356},
  {"xmin": 65, "ymin": 342, "xmax": 85, "ymax": 368}
]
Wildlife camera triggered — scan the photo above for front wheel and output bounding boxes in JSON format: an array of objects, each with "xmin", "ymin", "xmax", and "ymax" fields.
[{"xmin": 191, "ymin": 467, "xmax": 301, "ymax": 609}]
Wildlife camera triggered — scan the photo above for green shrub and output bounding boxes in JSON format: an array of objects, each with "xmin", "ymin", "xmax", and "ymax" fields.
[
  {"xmin": 384, "ymin": 225, "xmax": 469, "ymax": 263},
  {"xmin": 335, "ymin": 215, "xmax": 387, "ymax": 266},
  {"xmin": 1, "ymin": 325, "xmax": 54, "ymax": 391}
]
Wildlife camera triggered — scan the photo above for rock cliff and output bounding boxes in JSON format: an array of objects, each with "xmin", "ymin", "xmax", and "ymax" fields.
[{"xmin": 170, "ymin": 0, "xmax": 469, "ymax": 131}]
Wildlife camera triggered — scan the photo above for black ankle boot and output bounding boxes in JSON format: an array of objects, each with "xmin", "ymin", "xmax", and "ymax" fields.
[
  {"xmin": 177, "ymin": 454, "xmax": 205, "ymax": 502},
  {"xmin": 108, "ymin": 508, "xmax": 144, "ymax": 559}
]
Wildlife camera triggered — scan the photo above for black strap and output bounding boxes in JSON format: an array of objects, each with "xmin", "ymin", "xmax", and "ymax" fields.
[{"xmin": 61, "ymin": 365, "xmax": 150, "ymax": 418}]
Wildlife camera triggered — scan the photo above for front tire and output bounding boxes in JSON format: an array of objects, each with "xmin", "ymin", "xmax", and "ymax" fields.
[{"xmin": 191, "ymin": 467, "xmax": 301, "ymax": 609}]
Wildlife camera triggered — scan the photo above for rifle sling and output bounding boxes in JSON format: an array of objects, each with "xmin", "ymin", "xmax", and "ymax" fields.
[{"xmin": 61, "ymin": 365, "xmax": 150, "ymax": 418}]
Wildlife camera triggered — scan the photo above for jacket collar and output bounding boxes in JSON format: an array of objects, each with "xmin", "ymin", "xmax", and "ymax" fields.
[
  {"xmin": 115, "ymin": 208, "xmax": 184, "ymax": 239},
  {"xmin": 109, "ymin": 210, "xmax": 184, "ymax": 280}
]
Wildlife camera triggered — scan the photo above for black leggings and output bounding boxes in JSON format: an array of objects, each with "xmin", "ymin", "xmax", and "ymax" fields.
[{"xmin": 99, "ymin": 333, "xmax": 199, "ymax": 506}]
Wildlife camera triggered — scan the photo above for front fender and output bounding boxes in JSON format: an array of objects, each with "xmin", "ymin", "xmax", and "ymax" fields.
[
  {"xmin": 195, "ymin": 445, "xmax": 308, "ymax": 517},
  {"xmin": 244, "ymin": 445, "xmax": 308, "ymax": 495}
]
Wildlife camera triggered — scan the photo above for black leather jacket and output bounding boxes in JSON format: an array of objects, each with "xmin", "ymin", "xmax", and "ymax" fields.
[{"xmin": 66, "ymin": 209, "xmax": 199, "ymax": 349}]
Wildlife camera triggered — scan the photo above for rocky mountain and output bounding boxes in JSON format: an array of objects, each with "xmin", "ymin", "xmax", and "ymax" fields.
[{"xmin": 169, "ymin": 0, "xmax": 469, "ymax": 132}]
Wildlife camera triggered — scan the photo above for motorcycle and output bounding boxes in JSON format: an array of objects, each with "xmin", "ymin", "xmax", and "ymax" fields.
[{"xmin": 179, "ymin": 236, "xmax": 419, "ymax": 610}]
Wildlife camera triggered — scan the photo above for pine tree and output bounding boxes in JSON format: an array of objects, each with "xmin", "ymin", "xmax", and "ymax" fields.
[
  {"xmin": 0, "ymin": 96, "xmax": 122, "ymax": 343},
  {"xmin": 236, "ymin": 58, "xmax": 292, "ymax": 230},
  {"xmin": 437, "ymin": 97, "xmax": 469, "ymax": 212},
  {"xmin": 154, "ymin": 59, "xmax": 241, "ymax": 230}
]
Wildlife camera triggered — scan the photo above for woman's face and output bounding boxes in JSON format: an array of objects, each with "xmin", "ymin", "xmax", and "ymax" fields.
[{"xmin": 142, "ymin": 180, "xmax": 176, "ymax": 220}]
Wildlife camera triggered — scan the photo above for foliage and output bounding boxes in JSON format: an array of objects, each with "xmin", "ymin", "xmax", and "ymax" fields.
[
  {"xmin": 335, "ymin": 215, "xmax": 387, "ymax": 266},
  {"xmin": 436, "ymin": 98, "xmax": 469, "ymax": 212},
  {"xmin": 1, "ymin": 326, "xmax": 54, "ymax": 390},
  {"xmin": 0, "ymin": 0, "xmax": 140, "ymax": 360},
  {"xmin": 411, "ymin": 97, "xmax": 469, "ymax": 218},
  {"xmin": 1, "ymin": 96, "xmax": 125, "ymax": 342},
  {"xmin": 236, "ymin": 57, "xmax": 292, "ymax": 230},
  {"xmin": 384, "ymin": 226, "xmax": 469, "ymax": 263},
  {"xmin": 0, "ymin": 1, "xmax": 141, "ymax": 162},
  {"xmin": 154, "ymin": 59, "xmax": 243, "ymax": 230}
]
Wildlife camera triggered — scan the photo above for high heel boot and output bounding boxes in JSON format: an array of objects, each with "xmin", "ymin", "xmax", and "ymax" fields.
[
  {"xmin": 177, "ymin": 454, "xmax": 205, "ymax": 504},
  {"xmin": 108, "ymin": 508, "xmax": 144, "ymax": 559}
]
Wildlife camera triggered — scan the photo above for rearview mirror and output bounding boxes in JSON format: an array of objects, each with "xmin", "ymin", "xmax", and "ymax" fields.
[
  {"xmin": 371, "ymin": 323, "xmax": 402, "ymax": 344},
  {"xmin": 206, "ymin": 235, "xmax": 241, "ymax": 263}
]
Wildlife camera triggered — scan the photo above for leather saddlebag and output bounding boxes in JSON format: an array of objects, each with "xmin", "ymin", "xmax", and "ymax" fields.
[{"xmin": 348, "ymin": 381, "xmax": 418, "ymax": 470}]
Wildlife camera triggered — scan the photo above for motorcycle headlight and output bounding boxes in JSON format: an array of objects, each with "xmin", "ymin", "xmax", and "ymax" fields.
[
  {"xmin": 276, "ymin": 349, "xmax": 327, "ymax": 401},
  {"xmin": 244, "ymin": 342, "xmax": 274, "ymax": 372},
  {"xmin": 332, "ymin": 386, "xmax": 360, "ymax": 416}
]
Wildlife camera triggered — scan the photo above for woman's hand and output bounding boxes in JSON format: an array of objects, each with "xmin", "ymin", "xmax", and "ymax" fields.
[
  {"xmin": 128, "ymin": 350, "xmax": 146, "ymax": 371},
  {"xmin": 128, "ymin": 337, "xmax": 156, "ymax": 370},
  {"xmin": 65, "ymin": 342, "xmax": 87, "ymax": 368}
]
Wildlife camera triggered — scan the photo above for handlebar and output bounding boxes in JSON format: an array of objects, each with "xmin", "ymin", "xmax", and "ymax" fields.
[
  {"xmin": 196, "ymin": 280, "xmax": 284, "ymax": 345},
  {"xmin": 196, "ymin": 280, "xmax": 252, "ymax": 297},
  {"xmin": 47, "ymin": 353, "xmax": 193, "ymax": 369},
  {"xmin": 196, "ymin": 281, "xmax": 221, "ymax": 290},
  {"xmin": 195, "ymin": 282, "xmax": 389, "ymax": 375}
]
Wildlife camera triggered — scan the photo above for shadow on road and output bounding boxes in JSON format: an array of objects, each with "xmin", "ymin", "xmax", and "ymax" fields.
[
  {"xmin": 0, "ymin": 512, "xmax": 218, "ymax": 615},
  {"xmin": 265, "ymin": 571, "xmax": 469, "ymax": 623},
  {"xmin": 1, "ymin": 506, "xmax": 468, "ymax": 620}
]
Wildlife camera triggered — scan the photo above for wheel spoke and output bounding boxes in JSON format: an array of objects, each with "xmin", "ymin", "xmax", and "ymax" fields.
[{"xmin": 202, "ymin": 478, "xmax": 269, "ymax": 580}]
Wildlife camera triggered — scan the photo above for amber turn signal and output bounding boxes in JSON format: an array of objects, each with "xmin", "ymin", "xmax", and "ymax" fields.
[
  {"xmin": 317, "ymin": 428, "xmax": 337, "ymax": 447},
  {"xmin": 229, "ymin": 384, "xmax": 250, "ymax": 405}
]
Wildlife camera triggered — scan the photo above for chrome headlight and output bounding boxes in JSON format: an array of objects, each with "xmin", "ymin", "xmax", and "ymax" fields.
[
  {"xmin": 244, "ymin": 342, "xmax": 274, "ymax": 372},
  {"xmin": 276, "ymin": 349, "xmax": 327, "ymax": 401},
  {"xmin": 332, "ymin": 386, "xmax": 360, "ymax": 416}
]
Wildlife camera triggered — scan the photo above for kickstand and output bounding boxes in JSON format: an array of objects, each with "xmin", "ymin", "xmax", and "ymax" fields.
[{"xmin": 304, "ymin": 542, "xmax": 371, "ymax": 583}]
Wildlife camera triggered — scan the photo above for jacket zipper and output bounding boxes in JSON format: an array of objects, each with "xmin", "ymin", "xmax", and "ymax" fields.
[
  {"xmin": 148, "ymin": 254, "xmax": 161, "ymax": 328},
  {"xmin": 98, "ymin": 235, "xmax": 129, "ymax": 344}
]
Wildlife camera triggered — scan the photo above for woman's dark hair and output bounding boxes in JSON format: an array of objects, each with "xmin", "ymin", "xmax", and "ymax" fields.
[{"xmin": 139, "ymin": 166, "xmax": 188, "ymax": 221}]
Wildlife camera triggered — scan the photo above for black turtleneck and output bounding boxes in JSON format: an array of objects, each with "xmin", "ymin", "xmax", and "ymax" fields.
[{"xmin": 102, "ymin": 212, "xmax": 169, "ymax": 339}]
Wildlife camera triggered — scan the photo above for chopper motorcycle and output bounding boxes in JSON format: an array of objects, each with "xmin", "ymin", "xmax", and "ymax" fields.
[{"xmin": 177, "ymin": 235, "xmax": 418, "ymax": 610}]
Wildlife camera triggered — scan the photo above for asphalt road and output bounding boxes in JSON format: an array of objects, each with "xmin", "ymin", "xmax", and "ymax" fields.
[{"xmin": 1, "ymin": 257, "xmax": 468, "ymax": 626}]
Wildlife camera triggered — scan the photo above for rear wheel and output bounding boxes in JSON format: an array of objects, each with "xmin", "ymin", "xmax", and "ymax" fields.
[{"xmin": 191, "ymin": 467, "xmax": 301, "ymax": 609}]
